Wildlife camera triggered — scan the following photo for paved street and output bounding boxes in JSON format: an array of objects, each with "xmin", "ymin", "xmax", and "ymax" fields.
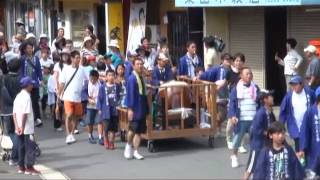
[
  {"xmin": 1, "ymin": 119, "xmax": 249, "ymax": 179},
  {"xmin": 0, "ymin": 107, "xmax": 280, "ymax": 179}
]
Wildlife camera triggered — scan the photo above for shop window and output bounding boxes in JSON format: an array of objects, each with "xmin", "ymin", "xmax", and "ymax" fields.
[{"xmin": 70, "ymin": 9, "xmax": 90, "ymax": 48}]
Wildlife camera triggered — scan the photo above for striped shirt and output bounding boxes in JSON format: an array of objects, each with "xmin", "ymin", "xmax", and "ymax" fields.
[{"xmin": 239, "ymin": 85, "xmax": 257, "ymax": 121}]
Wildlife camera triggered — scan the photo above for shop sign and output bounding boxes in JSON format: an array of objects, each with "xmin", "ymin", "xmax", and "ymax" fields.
[{"xmin": 175, "ymin": 0, "xmax": 320, "ymax": 7}]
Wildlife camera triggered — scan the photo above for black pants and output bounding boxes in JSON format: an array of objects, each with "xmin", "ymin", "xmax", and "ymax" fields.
[
  {"xmin": 17, "ymin": 134, "xmax": 36, "ymax": 168},
  {"xmin": 51, "ymin": 97, "xmax": 63, "ymax": 129},
  {"xmin": 31, "ymin": 88, "xmax": 41, "ymax": 121},
  {"xmin": 41, "ymin": 94, "xmax": 48, "ymax": 112}
]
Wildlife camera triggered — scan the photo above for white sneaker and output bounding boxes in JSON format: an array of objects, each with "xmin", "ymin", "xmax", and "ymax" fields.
[
  {"xmin": 66, "ymin": 135, "xmax": 73, "ymax": 144},
  {"xmin": 73, "ymin": 129, "xmax": 80, "ymax": 134},
  {"xmin": 227, "ymin": 141, "xmax": 233, "ymax": 150},
  {"xmin": 35, "ymin": 118, "xmax": 43, "ymax": 127},
  {"xmin": 55, "ymin": 127, "xmax": 63, "ymax": 132},
  {"xmin": 133, "ymin": 150, "xmax": 144, "ymax": 160},
  {"xmin": 8, "ymin": 160, "xmax": 17, "ymax": 166},
  {"xmin": 70, "ymin": 135, "xmax": 76, "ymax": 143},
  {"xmin": 238, "ymin": 146, "xmax": 248, "ymax": 154},
  {"xmin": 231, "ymin": 155, "xmax": 239, "ymax": 168},
  {"xmin": 124, "ymin": 144, "xmax": 133, "ymax": 159}
]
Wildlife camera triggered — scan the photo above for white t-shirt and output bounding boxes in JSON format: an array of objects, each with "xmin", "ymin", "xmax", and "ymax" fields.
[
  {"xmin": 87, "ymin": 81, "xmax": 100, "ymax": 109},
  {"xmin": 292, "ymin": 89, "xmax": 307, "ymax": 131},
  {"xmin": 48, "ymin": 74, "xmax": 56, "ymax": 93},
  {"xmin": 13, "ymin": 89, "xmax": 34, "ymax": 135},
  {"xmin": 40, "ymin": 58, "xmax": 54, "ymax": 69},
  {"xmin": 59, "ymin": 65, "xmax": 88, "ymax": 102},
  {"xmin": 283, "ymin": 49, "xmax": 303, "ymax": 75}
]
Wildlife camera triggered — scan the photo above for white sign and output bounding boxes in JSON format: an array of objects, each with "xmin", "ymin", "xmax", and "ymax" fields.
[{"xmin": 126, "ymin": 2, "xmax": 147, "ymax": 54}]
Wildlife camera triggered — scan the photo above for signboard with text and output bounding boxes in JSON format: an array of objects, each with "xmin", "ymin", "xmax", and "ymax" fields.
[{"xmin": 175, "ymin": 0, "xmax": 320, "ymax": 7}]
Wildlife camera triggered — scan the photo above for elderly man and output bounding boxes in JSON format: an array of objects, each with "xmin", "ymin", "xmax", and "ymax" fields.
[{"xmin": 304, "ymin": 45, "xmax": 320, "ymax": 90}]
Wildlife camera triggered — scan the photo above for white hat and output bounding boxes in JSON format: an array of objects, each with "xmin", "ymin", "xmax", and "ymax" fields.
[
  {"xmin": 25, "ymin": 33, "xmax": 35, "ymax": 40},
  {"xmin": 304, "ymin": 45, "xmax": 317, "ymax": 53},
  {"xmin": 15, "ymin": 18, "xmax": 24, "ymax": 25},
  {"xmin": 39, "ymin": 33, "xmax": 48, "ymax": 39},
  {"xmin": 4, "ymin": 51, "xmax": 19, "ymax": 63},
  {"xmin": 158, "ymin": 52, "xmax": 169, "ymax": 61},
  {"xmin": 108, "ymin": 39, "xmax": 120, "ymax": 49}
]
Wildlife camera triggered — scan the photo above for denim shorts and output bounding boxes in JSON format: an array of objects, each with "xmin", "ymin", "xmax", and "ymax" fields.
[{"xmin": 85, "ymin": 109, "xmax": 102, "ymax": 125}]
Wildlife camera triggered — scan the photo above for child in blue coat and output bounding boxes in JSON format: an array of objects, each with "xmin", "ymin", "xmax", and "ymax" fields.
[
  {"xmin": 253, "ymin": 121, "xmax": 305, "ymax": 180},
  {"xmin": 299, "ymin": 86, "xmax": 320, "ymax": 178},
  {"xmin": 244, "ymin": 89, "xmax": 276, "ymax": 180},
  {"xmin": 97, "ymin": 70, "xmax": 121, "ymax": 150}
]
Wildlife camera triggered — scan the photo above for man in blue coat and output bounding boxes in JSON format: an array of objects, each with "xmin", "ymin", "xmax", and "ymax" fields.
[
  {"xmin": 199, "ymin": 53, "xmax": 232, "ymax": 135},
  {"xmin": 124, "ymin": 58, "xmax": 149, "ymax": 160},
  {"xmin": 178, "ymin": 40, "xmax": 203, "ymax": 78},
  {"xmin": 151, "ymin": 52, "xmax": 174, "ymax": 86},
  {"xmin": 228, "ymin": 67, "xmax": 260, "ymax": 168},
  {"xmin": 279, "ymin": 75, "xmax": 315, "ymax": 152}
]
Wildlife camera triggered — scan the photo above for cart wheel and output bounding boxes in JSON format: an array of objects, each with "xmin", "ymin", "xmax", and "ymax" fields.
[
  {"xmin": 35, "ymin": 147, "xmax": 41, "ymax": 157},
  {"xmin": 120, "ymin": 130, "xmax": 126, "ymax": 142},
  {"xmin": 208, "ymin": 136, "xmax": 214, "ymax": 148},
  {"xmin": 147, "ymin": 141, "xmax": 156, "ymax": 153}
]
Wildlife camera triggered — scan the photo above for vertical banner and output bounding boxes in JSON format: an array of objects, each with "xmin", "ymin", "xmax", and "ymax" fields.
[
  {"xmin": 126, "ymin": 1, "xmax": 147, "ymax": 54},
  {"xmin": 108, "ymin": 2, "xmax": 124, "ymax": 53}
]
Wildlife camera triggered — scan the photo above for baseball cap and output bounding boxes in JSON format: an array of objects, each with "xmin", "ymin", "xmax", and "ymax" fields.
[
  {"xmin": 289, "ymin": 75, "xmax": 303, "ymax": 84},
  {"xmin": 20, "ymin": 76, "xmax": 36, "ymax": 88},
  {"xmin": 304, "ymin": 45, "xmax": 317, "ymax": 53}
]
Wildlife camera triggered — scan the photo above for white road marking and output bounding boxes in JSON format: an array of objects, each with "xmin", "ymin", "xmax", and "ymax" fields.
[{"xmin": 34, "ymin": 164, "xmax": 70, "ymax": 180}]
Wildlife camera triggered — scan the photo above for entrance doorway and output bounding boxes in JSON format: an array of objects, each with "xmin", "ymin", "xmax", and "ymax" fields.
[
  {"xmin": 265, "ymin": 7, "xmax": 287, "ymax": 105},
  {"xmin": 97, "ymin": 4, "xmax": 106, "ymax": 54}
]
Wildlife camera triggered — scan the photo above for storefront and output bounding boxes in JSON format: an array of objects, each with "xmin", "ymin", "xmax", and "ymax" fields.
[
  {"xmin": 4, "ymin": 0, "xmax": 51, "ymax": 42},
  {"xmin": 176, "ymin": 0, "xmax": 320, "ymax": 103}
]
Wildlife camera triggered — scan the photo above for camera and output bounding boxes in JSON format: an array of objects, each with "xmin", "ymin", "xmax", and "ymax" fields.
[{"xmin": 203, "ymin": 35, "xmax": 226, "ymax": 53}]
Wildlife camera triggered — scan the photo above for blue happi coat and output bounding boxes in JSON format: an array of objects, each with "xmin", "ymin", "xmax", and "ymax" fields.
[
  {"xmin": 253, "ymin": 144, "xmax": 305, "ymax": 180},
  {"xmin": 300, "ymin": 104, "xmax": 320, "ymax": 172},
  {"xmin": 279, "ymin": 87, "xmax": 315, "ymax": 139}
]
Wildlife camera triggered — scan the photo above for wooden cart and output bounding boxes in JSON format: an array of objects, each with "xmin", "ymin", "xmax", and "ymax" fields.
[{"xmin": 117, "ymin": 78, "xmax": 218, "ymax": 152}]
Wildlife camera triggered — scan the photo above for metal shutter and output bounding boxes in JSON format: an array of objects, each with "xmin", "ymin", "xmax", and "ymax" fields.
[
  {"xmin": 287, "ymin": 7, "xmax": 320, "ymax": 76},
  {"xmin": 229, "ymin": 8, "xmax": 265, "ymax": 88}
]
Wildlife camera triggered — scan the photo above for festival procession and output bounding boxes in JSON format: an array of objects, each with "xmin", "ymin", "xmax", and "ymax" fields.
[{"xmin": 1, "ymin": 0, "xmax": 320, "ymax": 179}]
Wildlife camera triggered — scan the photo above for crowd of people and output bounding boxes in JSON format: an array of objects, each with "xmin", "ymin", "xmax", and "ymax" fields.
[{"xmin": 1, "ymin": 19, "xmax": 320, "ymax": 179}]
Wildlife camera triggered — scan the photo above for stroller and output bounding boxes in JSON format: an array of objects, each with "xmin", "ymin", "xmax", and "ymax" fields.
[{"xmin": 0, "ymin": 114, "xmax": 41, "ymax": 162}]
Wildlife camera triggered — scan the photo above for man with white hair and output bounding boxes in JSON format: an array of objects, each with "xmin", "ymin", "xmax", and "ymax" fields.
[{"xmin": 304, "ymin": 45, "xmax": 320, "ymax": 89}]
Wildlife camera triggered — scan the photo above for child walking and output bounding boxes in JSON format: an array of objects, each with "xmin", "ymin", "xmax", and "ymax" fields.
[
  {"xmin": 253, "ymin": 121, "xmax": 305, "ymax": 180},
  {"xmin": 97, "ymin": 70, "xmax": 121, "ymax": 150},
  {"xmin": 13, "ymin": 76, "xmax": 40, "ymax": 175},
  {"xmin": 244, "ymin": 89, "xmax": 276, "ymax": 180}
]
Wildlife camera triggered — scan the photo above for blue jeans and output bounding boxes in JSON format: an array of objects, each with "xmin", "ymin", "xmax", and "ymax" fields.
[
  {"xmin": 17, "ymin": 134, "xmax": 36, "ymax": 168},
  {"xmin": 232, "ymin": 121, "xmax": 252, "ymax": 150}
]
